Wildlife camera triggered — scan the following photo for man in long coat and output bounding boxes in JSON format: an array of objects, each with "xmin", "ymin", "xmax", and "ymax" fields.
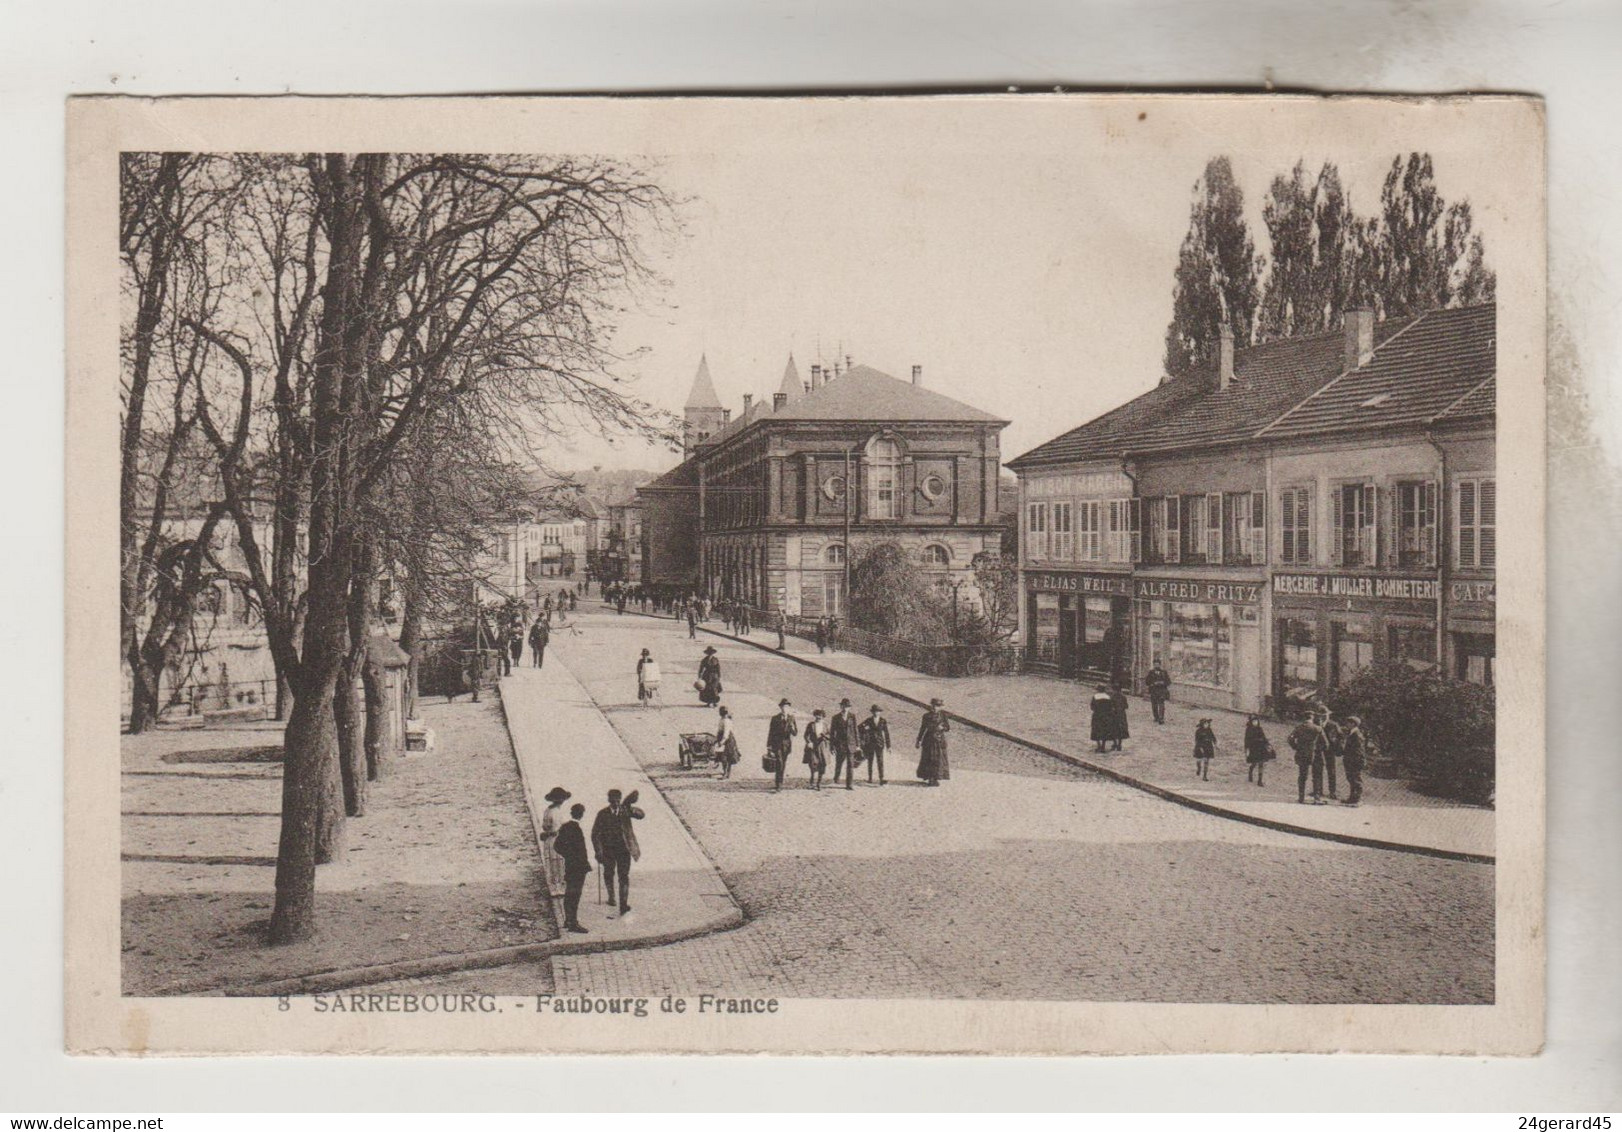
[
  {"xmin": 766, "ymin": 698, "xmax": 798, "ymax": 792},
  {"xmin": 528, "ymin": 617, "xmax": 550, "ymax": 668},
  {"xmin": 1109, "ymin": 684, "xmax": 1130, "ymax": 752},
  {"xmin": 1340, "ymin": 715, "xmax": 1368, "ymax": 806},
  {"xmin": 1289, "ymin": 713, "xmax": 1329, "ymax": 804},
  {"xmin": 590, "ymin": 788, "xmax": 644, "ymax": 915},
  {"xmin": 553, "ymin": 803, "xmax": 591, "ymax": 933},
  {"xmin": 916, "ymin": 697, "xmax": 951, "ymax": 785},
  {"xmin": 1146, "ymin": 659, "xmax": 1171, "ymax": 724},
  {"xmin": 858, "ymin": 704, "xmax": 891, "ymax": 785},
  {"xmin": 830, "ymin": 697, "xmax": 860, "ymax": 790}
]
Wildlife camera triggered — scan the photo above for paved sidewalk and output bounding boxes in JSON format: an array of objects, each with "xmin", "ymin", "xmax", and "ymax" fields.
[
  {"xmin": 500, "ymin": 657, "xmax": 743, "ymax": 948},
  {"xmin": 676, "ymin": 614, "xmax": 1493, "ymax": 861}
]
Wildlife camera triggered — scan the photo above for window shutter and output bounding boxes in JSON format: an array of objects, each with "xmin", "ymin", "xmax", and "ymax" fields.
[
  {"xmin": 1424, "ymin": 481, "xmax": 1438, "ymax": 567},
  {"xmin": 1166, "ymin": 496, "xmax": 1181, "ymax": 563},
  {"xmin": 1251, "ymin": 491, "xmax": 1265, "ymax": 564},
  {"xmin": 1458, "ymin": 480, "xmax": 1476, "ymax": 568},
  {"xmin": 1479, "ymin": 479, "xmax": 1496, "ymax": 569},
  {"xmin": 1130, "ymin": 497, "xmax": 1142, "ymax": 564},
  {"xmin": 1331, "ymin": 487, "xmax": 1344, "ymax": 566},
  {"xmin": 1280, "ymin": 489, "xmax": 1294, "ymax": 564},
  {"xmin": 1364, "ymin": 483, "xmax": 1378, "ymax": 566},
  {"xmin": 1207, "ymin": 492, "xmax": 1224, "ymax": 564}
]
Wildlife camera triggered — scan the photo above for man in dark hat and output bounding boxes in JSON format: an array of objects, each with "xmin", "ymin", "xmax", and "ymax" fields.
[
  {"xmin": 590, "ymin": 788, "xmax": 644, "ymax": 916},
  {"xmin": 858, "ymin": 703, "xmax": 891, "ymax": 785},
  {"xmin": 554, "ymin": 803, "xmax": 591, "ymax": 933},
  {"xmin": 1340, "ymin": 714, "xmax": 1367, "ymax": 807},
  {"xmin": 1145, "ymin": 657, "xmax": 1171, "ymax": 724},
  {"xmin": 830, "ymin": 697, "xmax": 860, "ymax": 789},
  {"xmin": 766, "ymin": 698, "xmax": 797, "ymax": 792},
  {"xmin": 528, "ymin": 616, "xmax": 549, "ymax": 668},
  {"xmin": 916, "ymin": 697, "xmax": 951, "ymax": 786}
]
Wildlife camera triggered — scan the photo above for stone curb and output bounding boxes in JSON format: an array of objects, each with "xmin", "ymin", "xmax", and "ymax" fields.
[
  {"xmin": 220, "ymin": 906, "xmax": 746, "ymax": 998},
  {"xmin": 684, "ymin": 617, "xmax": 1495, "ymax": 867}
]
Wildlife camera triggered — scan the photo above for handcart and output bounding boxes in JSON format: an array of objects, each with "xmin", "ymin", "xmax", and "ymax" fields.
[{"xmin": 678, "ymin": 731, "xmax": 717, "ymax": 770}]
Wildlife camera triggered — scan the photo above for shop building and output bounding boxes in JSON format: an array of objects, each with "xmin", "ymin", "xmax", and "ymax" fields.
[
  {"xmin": 1011, "ymin": 303, "xmax": 1495, "ymax": 716},
  {"xmin": 639, "ymin": 354, "xmax": 1008, "ymax": 613}
]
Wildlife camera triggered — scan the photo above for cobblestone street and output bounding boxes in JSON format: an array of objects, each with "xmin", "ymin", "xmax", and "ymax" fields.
[{"xmin": 389, "ymin": 610, "xmax": 1492, "ymax": 1004}]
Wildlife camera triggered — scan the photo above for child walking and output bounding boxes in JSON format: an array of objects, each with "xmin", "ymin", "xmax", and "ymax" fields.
[
  {"xmin": 1193, "ymin": 717, "xmax": 1217, "ymax": 780},
  {"xmin": 1243, "ymin": 714, "xmax": 1273, "ymax": 787}
]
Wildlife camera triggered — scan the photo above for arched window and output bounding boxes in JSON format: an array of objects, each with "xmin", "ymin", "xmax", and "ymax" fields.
[
  {"xmin": 825, "ymin": 543, "xmax": 846, "ymax": 565},
  {"xmin": 866, "ymin": 436, "xmax": 901, "ymax": 519},
  {"xmin": 921, "ymin": 543, "xmax": 951, "ymax": 568}
]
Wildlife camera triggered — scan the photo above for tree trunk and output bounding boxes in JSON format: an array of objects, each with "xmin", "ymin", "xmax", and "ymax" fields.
[
  {"xmin": 362, "ymin": 660, "xmax": 386, "ymax": 781},
  {"xmin": 334, "ymin": 662, "xmax": 366, "ymax": 818},
  {"xmin": 399, "ymin": 580, "xmax": 423, "ymax": 721},
  {"xmin": 127, "ymin": 658, "xmax": 160, "ymax": 733},
  {"xmin": 268, "ymin": 681, "xmax": 334, "ymax": 944}
]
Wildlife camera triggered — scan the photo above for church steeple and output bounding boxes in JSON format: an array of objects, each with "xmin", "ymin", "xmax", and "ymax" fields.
[
  {"xmin": 682, "ymin": 354, "xmax": 727, "ymax": 455},
  {"xmin": 773, "ymin": 353, "xmax": 801, "ymax": 411}
]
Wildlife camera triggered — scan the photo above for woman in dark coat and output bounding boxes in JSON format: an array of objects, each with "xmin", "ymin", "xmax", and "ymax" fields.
[
  {"xmin": 1109, "ymin": 684, "xmax": 1129, "ymax": 751},
  {"xmin": 916, "ymin": 698, "xmax": 951, "ymax": 785},
  {"xmin": 1089, "ymin": 685, "xmax": 1115, "ymax": 752},
  {"xmin": 803, "ymin": 709, "xmax": 830, "ymax": 790},
  {"xmin": 697, "ymin": 646, "xmax": 722, "ymax": 706}
]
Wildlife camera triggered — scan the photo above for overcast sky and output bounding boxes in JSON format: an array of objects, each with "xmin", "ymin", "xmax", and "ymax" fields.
[{"xmin": 548, "ymin": 98, "xmax": 1523, "ymax": 475}]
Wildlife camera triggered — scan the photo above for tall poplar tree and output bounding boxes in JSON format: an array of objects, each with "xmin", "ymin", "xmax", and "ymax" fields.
[{"xmin": 1163, "ymin": 157, "xmax": 1262, "ymax": 377}]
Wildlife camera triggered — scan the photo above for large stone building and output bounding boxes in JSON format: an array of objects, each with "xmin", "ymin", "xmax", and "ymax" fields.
[
  {"xmin": 1009, "ymin": 304, "xmax": 1496, "ymax": 715},
  {"xmin": 640, "ymin": 354, "xmax": 1009, "ymax": 616}
]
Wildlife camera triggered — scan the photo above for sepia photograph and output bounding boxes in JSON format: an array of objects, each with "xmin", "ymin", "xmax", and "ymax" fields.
[{"xmin": 66, "ymin": 93, "xmax": 1545, "ymax": 1056}]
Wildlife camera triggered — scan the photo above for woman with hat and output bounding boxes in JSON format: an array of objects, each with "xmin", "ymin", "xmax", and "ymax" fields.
[
  {"xmin": 697, "ymin": 645, "xmax": 722, "ymax": 707},
  {"xmin": 803, "ymin": 708, "xmax": 830, "ymax": 789},
  {"xmin": 713, "ymin": 704, "xmax": 741, "ymax": 779},
  {"xmin": 916, "ymin": 697, "xmax": 951, "ymax": 786},
  {"xmin": 1090, "ymin": 684, "xmax": 1116, "ymax": 753},
  {"xmin": 539, "ymin": 786, "xmax": 572, "ymax": 897},
  {"xmin": 636, "ymin": 648, "xmax": 661, "ymax": 707}
]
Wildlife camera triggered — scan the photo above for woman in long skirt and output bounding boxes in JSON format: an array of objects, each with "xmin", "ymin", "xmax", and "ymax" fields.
[
  {"xmin": 697, "ymin": 646, "xmax": 722, "ymax": 707},
  {"xmin": 539, "ymin": 786, "xmax": 571, "ymax": 897},
  {"xmin": 803, "ymin": 709, "xmax": 830, "ymax": 789},
  {"xmin": 1089, "ymin": 685, "xmax": 1115, "ymax": 752},
  {"xmin": 915, "ymin": 698, "xmax": 951, "ymax": 785},
  {"xmin": 714, "ymin": 705, "xmax": 741, "ymax": 779}
]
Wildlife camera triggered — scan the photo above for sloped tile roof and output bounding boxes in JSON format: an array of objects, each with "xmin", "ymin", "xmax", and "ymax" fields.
[
  {"xmin": 776, "ymin": 354, "xmax": 803, "ymax": 403},
  {"xmin": 642, "ymin": 458, "xmax": 698, "ymax": 490},
  {"xmin": 1260, "ymin": 304, "xmax": 1495, "ymax": 439},
  {"xmin": 1007, "ymin": 378, "xmax": 1203, "ymax": 469},
  {"xmin": 1129, "ymin": 317, "xmax": 1415, "ymax": 454},
  {"xmin": 1435, "ymin": 376, "xmax": 1494, "ymax": 423},
  {"xmin": 769, "ymin": 364, "xmax": 1006, "ymax": 424}
]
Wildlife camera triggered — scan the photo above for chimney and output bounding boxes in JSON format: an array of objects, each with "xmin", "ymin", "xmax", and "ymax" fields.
[
  {"xmin": 1218, "ymin": 324, "xmax": 1234, "ymax": 391},
  {"xmin": 810, "ymin": 364, "xmax": 823, "ymax": 390},
  {"xmin": 722, "ymin": 408, "xmax": 732, "ymax": 425},
  {"xmin": 773, "ymin": 391, "xmax": 788, "ymax": 411},
  {"xmin": 742, "ymin": 393, "xmax": 753, "ymax": 416},
  {"xmin": 1344, "ymin": 307, "xmax": 1374, "ymax": 370},
  {"xmin": 845, "ymin": 353, "xmax": 853, "ymax": 372},
  {"xmin": 911, "ymin": 364, "xmax": 923, "ymax": 386}
]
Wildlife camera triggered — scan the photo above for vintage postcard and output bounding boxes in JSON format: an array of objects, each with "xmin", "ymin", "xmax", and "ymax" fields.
[{"xmin": 67, "ymin": 93, "xmax": 1545, "ymax": 1055}]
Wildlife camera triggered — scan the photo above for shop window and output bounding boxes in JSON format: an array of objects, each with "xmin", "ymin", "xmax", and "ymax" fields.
[
  {"xmin": 1031, "ymin": 592, "xmax": 1060, "ymax": 663},
  {"xmin": 1456, "ymin": 478, "xmax": 1496, "ymax": 570},
  {"xmin": 1332, "ymin": 483, "xmax": 1377, "ymax": 567},
  {"xmin": 1076, "ymin": 501, "xmax": 1100, "ymax": 561},
  {"xmin": 1388, "ymin": 623, "xmax": 1438, "ymax": 669},
  {"xmin": 1083, "ymin": 596, "xmax": 1113, "ymax": 645},
  {"xmin": 1279, "ymin": 618, "xmax": 1319, "ymax": 701},
  {"xmin": 866, "ymin": 436, "xmax": 901, "ymax": 519},
  {"xmin": 1026, "ymin": 502, "xmax": 1049, "ymax": 561},
  {"xmin": 1453, "ymin": 631, "xmax": 1495, "ymax": 686},
  {"xmin": 1396, "ymin": 481, "xmax": 1438, "ymax": 568},
  {"xmin": 1332, "ymin": 621, "xmax": 1375, "ymax": 686},
  {"xmin": 1167, "ymin": 601, "xmax": 1232, "ymax": 688},
  {"xmin": 1054, "ymin": 501, "xmax": 1076, "ymax": 560},
  {"xmin": 1280, "ymin": 486, "xmax": 1312, "ymax": 564}
]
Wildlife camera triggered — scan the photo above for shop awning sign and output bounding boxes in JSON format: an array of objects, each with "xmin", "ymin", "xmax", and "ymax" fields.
[{"xmin": 1135, "ymin": 578, "xmax": 1261, "ymax": 605}]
